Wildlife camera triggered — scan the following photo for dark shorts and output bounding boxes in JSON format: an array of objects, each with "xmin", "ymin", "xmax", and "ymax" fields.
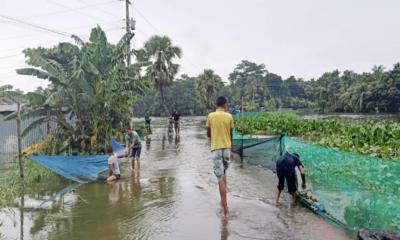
[
  {"xmin": 131, "ymin": 147, "xmax": 141, "ymax": 158},
  {"xmin": 114, "ymin": 174, "xmax": 121, "ymax": 179},
  {"xmin": 277, "ymin": 170, "xmax": 298, "ymax": 194}
]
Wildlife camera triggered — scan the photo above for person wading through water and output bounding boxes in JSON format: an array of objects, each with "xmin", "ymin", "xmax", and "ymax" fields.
[
  {"xmin": 206, "ymin": 96, "xmax": 234, "ymax": 218},
  {"xmin": 125, "ymin": 127, "xmax": 142, "ymax": 170}
]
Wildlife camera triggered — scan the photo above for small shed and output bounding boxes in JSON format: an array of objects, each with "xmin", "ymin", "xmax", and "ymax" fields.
[{"xmin": 0, "ymin": 104, "xmax": 18, "ymax": 116}]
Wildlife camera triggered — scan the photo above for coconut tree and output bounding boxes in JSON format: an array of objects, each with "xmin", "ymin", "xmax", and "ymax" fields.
[
  {"xmin": 196, "ymin": 69, "xmax": 224, "ymax": 110},
  {"xmin": 138, "ymin": 35, "xmax": 181, "ymax": 115}
]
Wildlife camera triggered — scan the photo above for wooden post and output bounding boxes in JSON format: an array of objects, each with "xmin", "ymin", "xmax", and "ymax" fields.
[
  {"xmin": 241, "ymin": 95, "xmax": 244, "ymax": 113},
  {"xmin": 17, "ymin": 102, "xmax": 24, "ymax": 178}
]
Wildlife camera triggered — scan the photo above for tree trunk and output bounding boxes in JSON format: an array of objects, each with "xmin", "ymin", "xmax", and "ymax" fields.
[
  {"xmin": 17, "ymin": 102, "xmax": 24, "ymax": 178},
  {"xmin": 160, "ymin": 89, "xmax": 169, "ymax": 116},
  {"xmin": 359, "ymin": 92, "xmax": 364, "ymax": 113},
  {"xmin": 46, "ymin": 109, "xmax": 50, "ymax": 135}
]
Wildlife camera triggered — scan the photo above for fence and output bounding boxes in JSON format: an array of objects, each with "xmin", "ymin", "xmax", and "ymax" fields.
[{"xmin": 0, "ymin": 118, "xmax": 58, "ymax": 170}]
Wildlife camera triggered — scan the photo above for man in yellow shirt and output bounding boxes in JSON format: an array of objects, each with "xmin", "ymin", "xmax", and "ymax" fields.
[{"xmin": 206, "ymin": 96, "xmax": 234, "ymax": 218}]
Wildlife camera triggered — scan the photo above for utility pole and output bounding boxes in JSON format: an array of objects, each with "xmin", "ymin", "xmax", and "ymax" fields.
[{"xmin": 125, "ymin": 0, "xmax": 131, "ymax": 66}]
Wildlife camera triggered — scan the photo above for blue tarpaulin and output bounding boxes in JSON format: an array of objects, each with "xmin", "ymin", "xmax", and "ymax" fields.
[{"xmin": 29, "ymin": 138, "xmax": 125, "ymax": 183}]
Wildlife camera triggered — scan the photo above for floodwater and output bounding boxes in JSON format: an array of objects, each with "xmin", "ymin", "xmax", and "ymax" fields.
[
  {"xmin": 0, "ymin": 117, "xmax": 350, "ymax": 240},
  {"xmin": 301, "ymin": 113, "xmax": 400, "ymax": 121}
]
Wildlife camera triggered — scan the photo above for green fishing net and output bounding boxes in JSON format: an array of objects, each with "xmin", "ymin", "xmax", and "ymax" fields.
[
  {"xmin": 233, "ymin": 133, "xmax": 400, "ymax": 232},
  {"xmin": 284, "ymin": 136, "xmax": 400, "ymax": 232}
]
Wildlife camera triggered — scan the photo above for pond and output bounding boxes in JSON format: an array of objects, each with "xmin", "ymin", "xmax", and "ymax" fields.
[
  {"xmin": 301, "ymin": 113, "xmax": 400, "ymax": 121},
  {"xmin": 0, "ymin": 117, "xmax": 350, "ymax": 240}
]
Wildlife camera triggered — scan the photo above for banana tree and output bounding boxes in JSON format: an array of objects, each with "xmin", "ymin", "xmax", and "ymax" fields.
[{"xmin": 15, "ymin": 26, "xmax": 149, "ymax": 154}]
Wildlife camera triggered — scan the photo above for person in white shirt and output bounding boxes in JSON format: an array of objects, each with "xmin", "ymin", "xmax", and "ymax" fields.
[{"xmin": 107, "ymin": 147, "xmax": 121, "ymax": 181}]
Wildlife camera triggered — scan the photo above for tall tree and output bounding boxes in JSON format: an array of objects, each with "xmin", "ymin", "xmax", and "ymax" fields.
[
  {"xmin": 196, "ymin": 69, "xmax": 224, "ymax": 110},
  {"xmin": 139, "ymin": 35, "xmax": 182, "ymax": 115}
]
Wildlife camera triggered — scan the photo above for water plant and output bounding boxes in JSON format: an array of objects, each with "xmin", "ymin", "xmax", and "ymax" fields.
[{"xmin": 235, "ymin": 112, "xmax": 400, "ymax": 160}]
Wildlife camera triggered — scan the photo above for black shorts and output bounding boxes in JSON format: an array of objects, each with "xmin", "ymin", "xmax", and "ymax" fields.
[
  {"xmin": 113, "ymin": 174, "xmax": 121, "ymax": 179},
  {"xmin": 131, "ymin": 147, "xmax": 141, "ymax": 157},
  {"xmin": 277, "ymin": 170, "xmax": 298, "ymax": 194}
]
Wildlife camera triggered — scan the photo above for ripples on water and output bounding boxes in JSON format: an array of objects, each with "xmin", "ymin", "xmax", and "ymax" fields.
[{"xmin": 0, "ymin": 117, "xmax": 349, "ymax": 240}]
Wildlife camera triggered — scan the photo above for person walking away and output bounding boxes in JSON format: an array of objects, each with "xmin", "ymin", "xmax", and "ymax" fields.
[
  {"xmin": 206, "ymin": 96, "xmax": 234, "ymax": 218},
  {"xmin": 172, "ymin": 109, "xmax": 181, "ymax": 136},
  {"xmin": 125, "ymin": 127, "xmax": 142, "ymax": 169},
  {"xmin": 275, "ymin": 152, "xmax": 306, "ymax": 205},
  {"xmin": 145, "ymin": 114, "xmax": 152, "ymax": 134},
  {"xmin": 107, "ymin": 147, "xmax": 121, "ymax": 181}
]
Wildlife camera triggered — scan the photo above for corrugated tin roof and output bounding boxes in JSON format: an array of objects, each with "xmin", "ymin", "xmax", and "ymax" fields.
[{"xmin": 0, "ymin": 104, "xmax": 18, "ymax": 112}]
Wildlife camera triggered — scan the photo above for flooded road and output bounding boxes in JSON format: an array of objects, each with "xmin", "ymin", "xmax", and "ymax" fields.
[{"xmin": 0, "ymin": 117, "xmax": 349, "ymax": 240}]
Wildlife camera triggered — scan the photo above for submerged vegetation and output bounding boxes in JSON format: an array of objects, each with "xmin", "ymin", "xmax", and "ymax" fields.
[
  {"xmin": 0, "ymin": 158, "xmax": 66, "ymax": 208},
  {"xmin": 235, "ymin": 112, "xmax": 400, "ymax": 160}
]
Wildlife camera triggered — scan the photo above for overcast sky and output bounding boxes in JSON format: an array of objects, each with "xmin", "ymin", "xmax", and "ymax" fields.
[{"xmin": 1, "ymin": 0, "xmax": 400, "ymax": 92}]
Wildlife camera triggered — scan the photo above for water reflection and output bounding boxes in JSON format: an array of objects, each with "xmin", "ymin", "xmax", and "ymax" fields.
[
  {"xmin": 108, "ymin": 181, "xmax": 120, "ymax": 205},
  {"xmin": 220, "ymin": 219, "xmax": 229, "ymax": 240},
  {"xmin": 145, "ymin": 136, "xmax": 151, "ymax": 151},
  {"xmin": 19, "ymin": 193, "xmax": 24, "ymax": 240}
]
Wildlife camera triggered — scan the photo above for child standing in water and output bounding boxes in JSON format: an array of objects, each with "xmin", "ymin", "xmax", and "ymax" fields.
[{"xmin": 206, "ymin": 96, "xmax": 234, "ymax": 218}]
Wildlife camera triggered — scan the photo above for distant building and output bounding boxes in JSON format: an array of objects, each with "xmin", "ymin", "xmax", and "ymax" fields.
[{"xmin": 0, "ymin": 104, "xmax": 18, "ymax": 116}]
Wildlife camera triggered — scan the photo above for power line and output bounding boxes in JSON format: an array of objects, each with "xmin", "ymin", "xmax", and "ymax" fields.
[
  {"xmin": 24, "ymin": 0, "xmax": 119, "ymax": 20},
  {"xmin": 0, "ymin": 14, "xmax": 71, "ymax": 38},
  {"xmin": 132, "ymin": 6, "xmax": 202, "ymax": 73},
  {"xmin": 0, "ymin": 53, "xmax": 23, "ymax": 60},
  {"xmin": 0, "ymin": 19, "xmax": 121, "ymax": 41},
  {"xmin": 47, "ymin": 0, "xmax": 122, "ymax": 31}
]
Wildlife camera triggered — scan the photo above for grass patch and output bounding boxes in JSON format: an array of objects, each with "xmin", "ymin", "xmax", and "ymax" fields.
[{"xmin": 0, "ymin": 158, "xmax": 69, "ymax": 208}]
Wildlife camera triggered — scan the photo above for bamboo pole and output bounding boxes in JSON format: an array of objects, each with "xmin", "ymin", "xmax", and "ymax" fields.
[{"xmin": 17, "ymin": 102, "xmax": 24, "ymax": 178}]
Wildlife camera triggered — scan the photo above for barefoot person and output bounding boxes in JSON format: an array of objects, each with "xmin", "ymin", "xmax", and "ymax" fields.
[
  {"xmin": 125, "ymin": 127, "xmax": 142, "ymax": 169},
  {"xmin": 107, "ymin": 147, "xmax": 121, "ymax": 181},
  {"xmin": 206, "ymin": 96, "xmax": 234, "ymax": 218},
  {"xmin": 275, "ymin": 152, "xmax": 306, "ymax": 205},
  {"xmin": 172, "ymin": 109, "xmax": 181, "ymax": 136}
]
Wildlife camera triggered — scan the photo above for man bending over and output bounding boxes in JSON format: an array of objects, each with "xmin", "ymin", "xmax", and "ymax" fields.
[{"xmin": 275, "ymin": 152, "xmax": 306, "ymax": 205}]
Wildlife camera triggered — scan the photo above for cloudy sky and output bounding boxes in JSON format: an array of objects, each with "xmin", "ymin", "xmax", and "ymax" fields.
[{"xmin": 1, "ymin": 0, "xmax": 400, "ymax": 92}]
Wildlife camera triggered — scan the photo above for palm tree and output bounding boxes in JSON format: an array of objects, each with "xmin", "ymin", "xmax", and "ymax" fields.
[
  {"xmin": 0, "ymin": 85, "xmax": 25, "ymax": 178},
  {"xmin": 196, "ymin": 69, "xmax": 224, "ymax": 110},
  {"xmin": 140, "ymin": 35, "xmax": 181, "ymax": 115}
]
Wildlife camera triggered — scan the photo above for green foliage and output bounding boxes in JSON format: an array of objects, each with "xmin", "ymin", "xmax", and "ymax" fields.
[
  {"xmin": 196, "ymin": 69, "xmax": 224, "ymax": 110},
  {"xmin": 0, "ymin": 158, "xmax": 67, "ymax": 208},
  {"xmin": 138, "ymin": 35, "xmax": 182, "ymax": 115},
  {"xmin": 236, "ymin": 112, "xmax": 400, "ymax": 160},
  {"xmin": 227, "ymin": 60, "xmax": 400, "ymax": 113},
  {"xmin": 134, "ymin": 74, "xmax": 205, "ymax": 116},
  {"xmin": 14, "ymin": 26, "xmax": 149, "ymax": 154}
]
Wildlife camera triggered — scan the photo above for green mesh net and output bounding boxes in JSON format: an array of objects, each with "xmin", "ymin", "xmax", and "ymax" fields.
[{"xmin": 233, "ymin": 134, "xmax": 400, "ymax": 232}]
